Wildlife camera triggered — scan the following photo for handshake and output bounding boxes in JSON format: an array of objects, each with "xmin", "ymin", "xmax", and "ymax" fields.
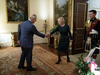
[{"xmin": 45, "ymin": 33, "xmax": 50, "ymax": 38}]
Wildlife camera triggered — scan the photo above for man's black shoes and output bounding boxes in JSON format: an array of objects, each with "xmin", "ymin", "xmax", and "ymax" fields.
[
  {"xmin": 18, "ymin": 66, "xmax": 27, "ymax": 69},
  {"xmin": 18, "ymin": 66, "xmax": 37, "ymax": 71}
]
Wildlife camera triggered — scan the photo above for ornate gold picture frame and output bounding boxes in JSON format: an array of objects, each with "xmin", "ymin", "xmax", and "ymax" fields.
[{"xmin": 6, "ymin": 0, "xmax": 30, "ymax": 23}]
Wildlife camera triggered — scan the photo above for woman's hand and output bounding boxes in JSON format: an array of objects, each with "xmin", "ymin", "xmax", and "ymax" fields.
[
  {"xmin": 45, "ymin": 33, "xmax": 50, "ymax": 38},
  {"xmin": 70, "ymin": 40, "xmax": 73, "ymax": 42}
]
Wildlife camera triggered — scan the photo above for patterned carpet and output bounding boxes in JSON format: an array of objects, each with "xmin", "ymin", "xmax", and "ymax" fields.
[{"xmin": 0, "ymin": 46, "xmax": 75, "ymax": 75}]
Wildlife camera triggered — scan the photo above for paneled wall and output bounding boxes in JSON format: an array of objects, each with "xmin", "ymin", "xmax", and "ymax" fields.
[
  {"xmin": 0, "ymin": 33, "xmax": 12, "ymax": 47},
  {"xmin": 87, "ymin": 0, "xmax": 100, "ymax": 19}
]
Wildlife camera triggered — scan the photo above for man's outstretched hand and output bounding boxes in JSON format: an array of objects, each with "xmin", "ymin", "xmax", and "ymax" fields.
[
  {"xmin": 45, "ymin": 34, "xmax": 50, "ymax": 38},
  {"xmin": 18, "ymin": 41, "xmax": 20, "ymax": 44}
]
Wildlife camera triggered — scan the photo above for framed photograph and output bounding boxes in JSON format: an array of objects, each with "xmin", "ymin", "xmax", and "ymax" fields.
[
  {"xmin": 6, "ymin": 0, "xmax": 29, "ymax": 23},
  {"xmin": 54, "ymin": 0, "xmax": 69, "ymax": 26}
]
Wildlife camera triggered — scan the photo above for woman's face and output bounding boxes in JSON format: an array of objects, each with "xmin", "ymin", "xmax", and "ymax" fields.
[{"xmin": 58, "ymin": 19, "xmax": 62, "ymax": 25}]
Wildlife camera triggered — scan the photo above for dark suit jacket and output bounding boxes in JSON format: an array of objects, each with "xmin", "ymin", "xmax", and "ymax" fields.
[{"xmin": 18, "ymin": 20, "xmax": 45, "ymax": 48}]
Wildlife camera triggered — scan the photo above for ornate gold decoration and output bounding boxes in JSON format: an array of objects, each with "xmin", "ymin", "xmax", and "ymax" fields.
[
  {"xmin": 11, "ymin": 32, "xmax": 19, "ymax": 47},
  {"xmin": 47, "ymin": 34, "xmax": 60, "ymax": 49},
  {"xmin": 85, "ymin": 20, "xmax": 92, "ymax": 31},
  {"xmin": 68, "ymin": 0, "xmax": 72, "ymax": 29}
]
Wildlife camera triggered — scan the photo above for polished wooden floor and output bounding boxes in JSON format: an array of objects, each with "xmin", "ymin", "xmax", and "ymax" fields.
[{"xmin": 34, "ymin": 43, "xmax": 67, "ymax": 56}]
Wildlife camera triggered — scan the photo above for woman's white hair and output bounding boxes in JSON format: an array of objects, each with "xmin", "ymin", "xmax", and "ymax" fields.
[
  {"xmin": 29, "ymin": 14, "xmax": 36, "ymax": 20},
  {"xmin": 58, "ymin": 17, "xmax": 65, "ymax": 23}
]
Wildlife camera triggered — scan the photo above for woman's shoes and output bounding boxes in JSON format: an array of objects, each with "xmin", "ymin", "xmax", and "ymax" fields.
[
  {"xmin": 55, "ymin": 58, "xmax": 70, "ymax": 64},
  {"xmin": 55, "ymin": 59, "xmax": 62, "ymax": 64},
  {"xmin": 67, "ymin": 57, "xmax": 70, "ymax": 62}
]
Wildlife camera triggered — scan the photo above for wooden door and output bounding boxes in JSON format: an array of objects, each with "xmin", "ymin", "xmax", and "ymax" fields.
[{"xmin": 72, "ymin": 0, "xmax": 88, "ymax": 54}]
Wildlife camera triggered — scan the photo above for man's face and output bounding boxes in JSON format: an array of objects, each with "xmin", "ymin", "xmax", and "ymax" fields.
[
  {"xmin": 89, "ymin": 12, "xmax": 96, "ymax": 19},
  {"xmin": 31, "ymin": 18, "xmax": 37, "ymax": 23}
]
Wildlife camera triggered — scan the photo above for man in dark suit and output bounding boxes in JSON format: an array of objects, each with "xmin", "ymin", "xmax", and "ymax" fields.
[{"xmin": 18, "ymin": 14, "xmax": 49, "ymax": 71}]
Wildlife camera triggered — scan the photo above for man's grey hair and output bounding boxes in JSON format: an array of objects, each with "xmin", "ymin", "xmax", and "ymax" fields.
[{"xmin": 29, "ymin": 14, "xmax": 36, "ymax": 20}]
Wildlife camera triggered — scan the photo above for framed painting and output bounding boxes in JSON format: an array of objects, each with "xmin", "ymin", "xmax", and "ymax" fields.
[
  {"xmin": 54, "ymin": 0, "xmax": 69, "ymax": 26},
  {"xmin": 6, "ymin": 0, "xmax": 29, "ymax": 23}
]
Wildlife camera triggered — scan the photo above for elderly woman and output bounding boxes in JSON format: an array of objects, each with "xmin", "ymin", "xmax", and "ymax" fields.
[{"xmin": 50, "ymin": 17, "xmax": 73, "ymax": 64}]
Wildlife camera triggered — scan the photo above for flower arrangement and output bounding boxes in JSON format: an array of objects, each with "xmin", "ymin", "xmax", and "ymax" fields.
[
  {"xmin": 51, "ymin": 27, "xmax": 56, "ymax": 31},
  {"xmin": 51, "ymin": 27, "xmax": 59, "ymax": 35},
  {"xmin": 75, "ymin": 54, "xmax": 100, "ymax": 75}
]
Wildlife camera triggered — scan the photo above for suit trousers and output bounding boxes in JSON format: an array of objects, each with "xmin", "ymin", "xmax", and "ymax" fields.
[{"xmin": 18, "ymin": 47, "xmax": 33, "ymax": 69}]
